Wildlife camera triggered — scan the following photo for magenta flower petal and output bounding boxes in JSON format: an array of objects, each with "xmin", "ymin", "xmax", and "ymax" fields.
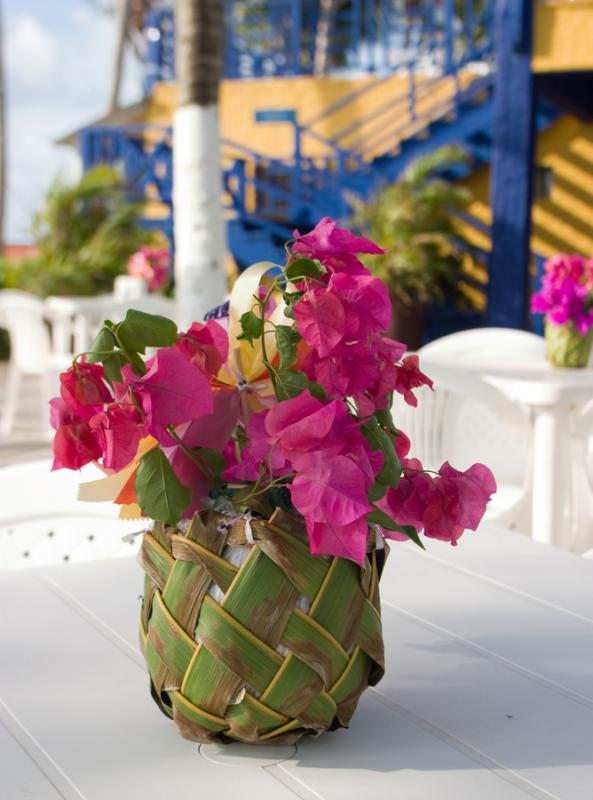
[
  {"xmin": 289, "ymin": 453, "xmax": 371, "ymax": 526},
  {"xmin": 292, "ymin": 216, "xmax": 385, "ymax": 257},
  {"xmin": 133, "ymin": 347, "xmax": 214, "ymax": 428},
  {"xmin": 294, "ymin": 288, "xmax": 346, "ymax": 357},
  {"xmin": 306, "ymin": 516, "xmax": 369, "ymax": 565}
]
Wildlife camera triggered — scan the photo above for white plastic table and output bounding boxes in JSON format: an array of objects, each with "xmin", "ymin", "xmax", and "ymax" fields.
[
  {"xmin": 421, "ymin": 354, "xmax": 593, "ymax": 550},
  {"xmin": 478, "ymin": 365, "xmax": 593, "ymax": 549},
  {"xmin": 2, "ymin": 524, "xmax": 593, "ymax": 799}
]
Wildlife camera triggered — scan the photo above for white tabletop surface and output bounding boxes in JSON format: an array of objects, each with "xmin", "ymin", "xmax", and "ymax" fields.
[{"xmin": 2, "ymin": 525, "xmax": 593, "ymax": 800}]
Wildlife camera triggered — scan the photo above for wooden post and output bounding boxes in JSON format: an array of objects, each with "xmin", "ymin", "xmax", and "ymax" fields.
[{"xmin": 488, "ymin": 0, "xmax": 535, "ymax": 329}]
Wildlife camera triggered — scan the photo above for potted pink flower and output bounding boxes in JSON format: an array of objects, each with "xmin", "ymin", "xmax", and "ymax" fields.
[
  {"xmin": 127, "ymin": 246, "xmax": 171, "ymax": 293},
  {"xmin": 50, "ymin": 217, "xmax": 495, "ymax": 745},
  {"xmin": 531, "ymin": 253, "xmax": 593, "ymax": 368}
]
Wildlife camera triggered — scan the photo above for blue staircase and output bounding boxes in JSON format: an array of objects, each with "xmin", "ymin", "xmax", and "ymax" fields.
[{"xmin": 80, "ymin": 0, "xmax": 557, "ymax": 337}]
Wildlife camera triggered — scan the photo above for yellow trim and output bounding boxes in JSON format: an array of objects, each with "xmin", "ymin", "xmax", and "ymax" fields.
[
  {"xmin": 180, "ymin": 642, "xmax": 204, "ymax": 694},
  {"xmin": 259, "ymin": 719, "xmax": 302, "ymax": 741},
  {"xmin": 307, "ymin": 557, "xmax": 340, "ymax": 617},
  {"xmin": 259, "ymin": 654, "xmax": 295, "ymax": 703},
  {"xmin": 170, "ymin": 691, "xmax": 227, "ymax": 728},
  {"xmin": 153, "ymin": 590, "xmax": 198, "ymax": 652},
  {"xmin": 329, "ymin": 645, "xmax": 362, "ymax": 697}
]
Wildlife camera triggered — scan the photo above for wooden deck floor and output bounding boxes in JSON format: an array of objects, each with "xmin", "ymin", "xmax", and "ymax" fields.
[{"xmin": 0, "ymin": 363, "xmax": 52, "ymax": 468}]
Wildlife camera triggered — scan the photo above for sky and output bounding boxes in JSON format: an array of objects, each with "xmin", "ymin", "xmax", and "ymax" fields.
[{"xmin": 4, "ymin": 0, "xmax": 143, "ymax": 242}]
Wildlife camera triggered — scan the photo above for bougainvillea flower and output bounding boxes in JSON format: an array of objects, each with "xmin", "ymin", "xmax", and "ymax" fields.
[
  {"xmin": 52, "ymin": 419, "xmax": 103, "ymax": 471},
  {"xmin": 266, "ymin": 390, "xmax": 361, "ymax": 464},
  {"xmin": 292, "ymin": 216, "xmax": 386, "ymax": 258},
  {"xmin": 290, "ymin": 452, "xmax": 372, "ymax": 526},
  {"xmin": 89, "ymin": 405, "xmax": 145, "ymax": 472},
  {"xmin": 304, "ymin": 348, "xmax": 380, "ymax": 399},
  {"xmin": 306, "ymin": 516, "xmax": 370, "ymax": 565},
  {"xmin": 422, "ymin": 461, "xmax": 497, "ymax": 544},
  {"xmin": 532, "ymin": 254, "xmax": 593, "ymax": 334},
  {"xmin": 224, "ymin": 409, "xmax": 288, "ymax": 482},
  {"xmin": 127, "ymin": 246, "xmax": 170, "ymax": 292},
  {"xmin": 392, "ymin": 354, "xmax": 433, "ymax": 407},
  {"xmin": 328, "ymin": 272, "xmax": 392, "ymax": 338},
  {"xmin": 131, "ymin": 347, "xmax": 214, "ymax": 428},
  {"xmin": 59, "ymin": 362, "xmax": 112, "ymax": 420},
  {"xmin": 293, "ymin": 287, "xmax": 346, "ymax": 357},
  {"xmin": 174, "ymin": 387, "xmax": 240, "ymax": 452},
  {"xmin": 380, "ymin": 458, "xmax": 496, "ymax": 546},
  {"xmin": 378, "ymin": 458, "xmax": 433, "ymax": 532},
  {"xmin": 175, "ymin": 319, "xmax": 229, "ymax": 376},
  {"xmin": 394, "ymin": 429, "xmax": 411, "ymax": 460}
]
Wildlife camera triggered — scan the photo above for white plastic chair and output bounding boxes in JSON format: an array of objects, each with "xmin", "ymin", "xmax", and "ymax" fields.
[
  {"xmin": 0, "ymin": 290, "xmax": 71, "ymax": 438},
  {"xmin": 419, "ymin": 327, "xmax": 546, "ymax": 365},
  {"xmin": 0, "ymin": 460, "xmax": 143, "ymax": 569},
  {"xmin": 392, "ymin": 359, "xmax": 533, "ymax": 530},
  {"xmin": 393, "ymin": 329, "xmax": 547, "ymax": 531}
]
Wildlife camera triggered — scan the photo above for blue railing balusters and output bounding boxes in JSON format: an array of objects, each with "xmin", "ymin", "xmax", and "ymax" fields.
[{"xmin": 142, "ymin": 1, "xmax": 494, "ymax": 84}]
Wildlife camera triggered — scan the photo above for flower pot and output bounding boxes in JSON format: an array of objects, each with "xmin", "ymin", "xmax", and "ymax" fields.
[
  {"xmin": 545, "ymin": 321, "xmax": 593, "ymax": 368},
  {"xmin": 389, "ymin": 296, "xmax": 425, "ymax": 351},
  {"xmin": 139, "ymin": 509, "xmax": 387, "ymax": 745}
]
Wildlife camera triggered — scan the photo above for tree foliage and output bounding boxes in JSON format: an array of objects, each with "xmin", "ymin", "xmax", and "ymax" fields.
[
  {"xmin": 10, "ymin": 166, "xmax": 153, "ymax": 297},
  {"xmin": 350, "ymin": 146, "xmax": 474, "ymax": 307}
]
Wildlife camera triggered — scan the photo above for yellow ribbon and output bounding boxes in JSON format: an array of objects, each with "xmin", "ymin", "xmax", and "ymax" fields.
[{"xmin": 219, "ymin": 260, "xmax": 294, "ymax": 413}]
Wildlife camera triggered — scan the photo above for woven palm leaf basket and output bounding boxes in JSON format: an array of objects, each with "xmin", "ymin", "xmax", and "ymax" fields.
[{"xmin": 138, "ymin": 508, "xmax": 388, "ymax": 745}]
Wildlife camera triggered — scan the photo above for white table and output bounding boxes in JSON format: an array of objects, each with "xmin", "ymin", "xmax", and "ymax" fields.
[
  {"xmin": 479, "ymin": 365, "xmax": 593, "ymax": 549},
  {"xmin": 1, "ymin": 524, "xmax": 593, "ymax": 799},
  {"xmin": 422, "ymin": 355, "xmax": 593, "ymax": 550}
]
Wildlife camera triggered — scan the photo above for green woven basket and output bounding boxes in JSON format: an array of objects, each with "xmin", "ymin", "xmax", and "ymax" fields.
[
  {"xmin": 138, "ymin": 508, "xmax": 388, "ymax": 744},
  {"xmin": 545, "ymin": 320, "xmax": 593, "ymax": 368}
]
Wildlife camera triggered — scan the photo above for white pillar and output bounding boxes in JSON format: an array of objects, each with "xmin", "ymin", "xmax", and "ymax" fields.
[{"xmin": 173, "ymin": 103, "xmax": 227, "ymax": 329}]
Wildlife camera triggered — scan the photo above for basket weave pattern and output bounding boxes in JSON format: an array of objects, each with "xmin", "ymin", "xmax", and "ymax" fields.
[{"xmin": 139, "ymin": 509, "xmax": 388, "ymax": 744}]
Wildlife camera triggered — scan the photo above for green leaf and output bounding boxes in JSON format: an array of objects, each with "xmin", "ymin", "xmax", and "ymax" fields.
[
  {"xmin": 236, "ymin": 310, "xmax": 264, "ymax": 344},
  {"xmin": 374, "ymin": 403, "xmax": 397, "ymax": 434},
  {"xmin": 275, "ymin": 370, "xmax": 308, "ymax": 400},
  {"xmin": 368, "ymin": 481, "xmax": 388, "ymax": 502},
  {"xmin": 285, "ymin": 258, "xmax": 327, "ymax": 281},
  {"xmin": 307, "ymin": 381, "xmax": 328, "ymax": 401},
  {"xmin": 361, "ymin": 417, "xmax": 401, "ymax": 488},
  {"xmin": 86, "ymin": 326, "xmax": 116, "ymax": 363},
  {"xmin": 267, "ymin": 485, "xmax": 296, "ymax": 514},
  {"xmin": 283, "ymin": 290, "xmax": 305, "ymax": 305},
  {"xmin": 196, "ymin": 447, "xmax": 227, "ymax": 476},
  {"xmin": 135, "ymin": 448, "xmax": 191, "ymax": 525},
  {"xmin": 275, "ymin": 325, "xmax": 300, "ymax": 369},
  {"xmin": 116, "ymin": 309, "xmax": 177, "ymax": 354},
  {"xmin": 101, "ymin": 352, "xmax": 128, "ymax": 383},
  {"xmin": 366, "ymin": 509, "xmax": 425, "ymax": 550}
]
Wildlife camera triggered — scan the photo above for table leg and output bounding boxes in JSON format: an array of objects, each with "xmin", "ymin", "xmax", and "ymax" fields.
[{"xmin": 531, "ymin": 405, "xmax": 570, "ymax": 546}]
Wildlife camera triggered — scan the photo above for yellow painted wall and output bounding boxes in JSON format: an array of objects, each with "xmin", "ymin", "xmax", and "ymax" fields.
[
  {"xmin": 534, "ymin": 0, "xmax": 593, "ymax": 73},
  {"xmin": 460, "ymin": 114, "xmax": 593, "ymax": 262},
  {"xmin": 145, "ymin": 71, "xmax": 478, "ymax": 161}
]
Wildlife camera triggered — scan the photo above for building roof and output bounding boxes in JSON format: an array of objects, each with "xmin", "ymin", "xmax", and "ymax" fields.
[{"xmin": 56, "ymin": 99, "xmax": 151, "ymax": 147}]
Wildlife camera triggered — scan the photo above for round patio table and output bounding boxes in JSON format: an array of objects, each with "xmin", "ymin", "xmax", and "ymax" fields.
[{"xmin": 472, "ymin": 364, "xmax": 593, "ymax": 548}]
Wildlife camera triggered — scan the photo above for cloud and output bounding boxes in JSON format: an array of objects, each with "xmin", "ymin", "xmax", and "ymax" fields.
[
  {"xmin": 5, "ymin": 8, "xmax": 144, "ymax": 242},
  {"xmin": 6, "ymin": 15, "xmax": 58, "ymax": 95}
]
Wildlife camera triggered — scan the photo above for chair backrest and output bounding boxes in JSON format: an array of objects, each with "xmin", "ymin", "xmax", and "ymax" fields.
[
  {"xmin": 0, "ymin": 460, "xmax": 143, "ymax": 569},
  {"xmin": 0, "ymin": 290, "xmax": 51, "ymax": 374},
  {"xmin": 393, "ymin": 361, "xmax": 531, "ymax": 487},
  {"xmin": 419, "ymin": 327, "xmax": 546, "ymax": 367}
]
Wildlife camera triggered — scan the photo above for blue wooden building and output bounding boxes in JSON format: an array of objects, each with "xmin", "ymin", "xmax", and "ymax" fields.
[{"xmin": 67, "ymin": 0, "xmax": 593, "ymax": 337}]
